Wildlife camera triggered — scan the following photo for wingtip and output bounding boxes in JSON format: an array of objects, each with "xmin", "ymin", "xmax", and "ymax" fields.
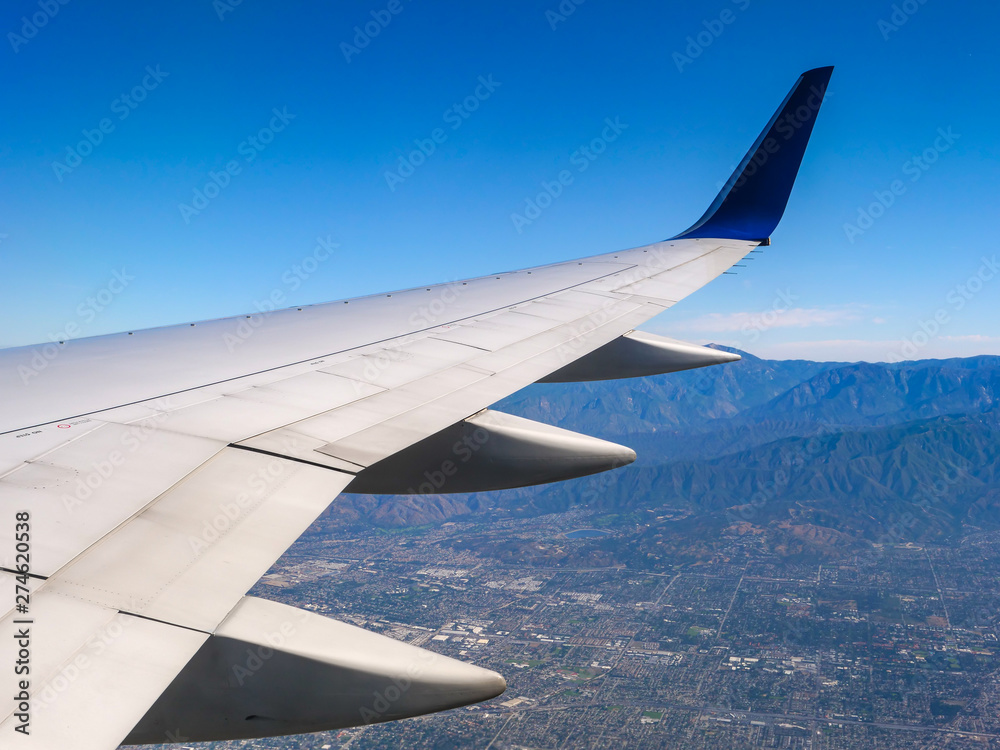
[
  {"xmin": 801, "ymin": 66, "xmax": 835, "ymax": 86},
  {"xmin": 673, "ymin": 66, "xmax": 833, "ymax": 242}
]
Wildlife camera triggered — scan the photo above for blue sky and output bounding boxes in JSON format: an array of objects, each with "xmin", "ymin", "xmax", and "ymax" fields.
[{"xmin": 1, "ymin": 0, "xmax": 997, "ymax": 361}]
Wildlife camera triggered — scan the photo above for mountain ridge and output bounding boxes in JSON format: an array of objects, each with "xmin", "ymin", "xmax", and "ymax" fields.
[{"xmin": 326, "ymin": 351, "xmax": 1000, "ymax": 548}]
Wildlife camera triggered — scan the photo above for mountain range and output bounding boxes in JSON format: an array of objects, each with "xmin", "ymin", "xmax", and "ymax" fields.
[{"xmin": 327, "ymin": 350, "xmax": 1000, "ymax": 551}]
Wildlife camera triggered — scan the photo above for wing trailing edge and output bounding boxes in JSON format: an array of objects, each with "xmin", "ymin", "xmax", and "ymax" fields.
[{"xmin": 673, "ymin": 66, "xmax": 833, "ymax": 242}]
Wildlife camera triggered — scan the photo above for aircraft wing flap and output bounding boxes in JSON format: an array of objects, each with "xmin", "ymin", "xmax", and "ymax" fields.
[
  {"xmin": 242, "ymin": 366, "xmax": 495, "ymax": 468},
  {"xmin": 0, "ymin": 423, "xmax": 225, "ymax": 576},
  {"xmin": 41, "ymin": 448, "xmax": 353, "ymax": 632},
  {"xmin": 0, "ymin": 574, "xmax": 208, "ymax": 749}
]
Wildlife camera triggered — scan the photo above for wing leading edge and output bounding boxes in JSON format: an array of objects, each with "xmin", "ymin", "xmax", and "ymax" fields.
[{"xmin": 0, "ymin": 68, "xmax": 831, "ymax": 747}]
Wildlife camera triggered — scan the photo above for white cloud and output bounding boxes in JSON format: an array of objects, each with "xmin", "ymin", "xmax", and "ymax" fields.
[
  {"xmin": 752, "ymin": 337, "xmax": 1000, "ymax": 362},
  {"xmin": 939, "ymin": 334, "xmax": 1000, "ymax": 343},
  {"xmin": 677, "ymin": 306, "xmax": 865, "ymax": 334}
]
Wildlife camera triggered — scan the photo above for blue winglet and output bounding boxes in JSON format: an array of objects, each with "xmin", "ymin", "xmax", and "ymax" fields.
[{"xmin": 673, "ymin": 66, "xmax": 833, "ymax": 242}]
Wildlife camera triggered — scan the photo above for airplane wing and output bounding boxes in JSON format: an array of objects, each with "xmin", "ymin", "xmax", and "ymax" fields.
[{"xmin": 0, "ymin": 67, "xmax": 832, "ymax": 747}]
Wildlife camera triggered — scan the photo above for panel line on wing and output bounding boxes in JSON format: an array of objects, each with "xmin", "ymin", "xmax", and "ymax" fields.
[{"xmin": 229, "ymin": 443, "xmax": 363, "ymax": 474}]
